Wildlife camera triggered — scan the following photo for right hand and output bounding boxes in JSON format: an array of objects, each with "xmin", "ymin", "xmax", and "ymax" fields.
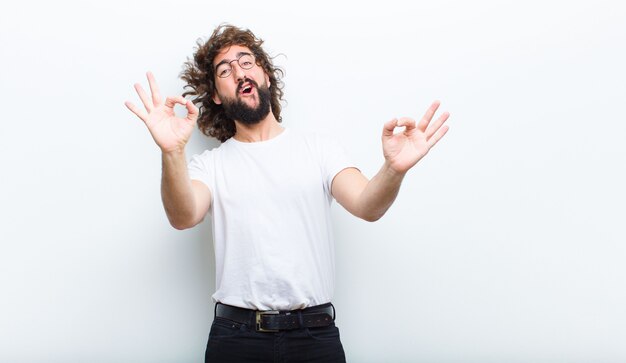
[{"xmin": 125, "ymin": 71, "xmax": 199, "ymax": 153}]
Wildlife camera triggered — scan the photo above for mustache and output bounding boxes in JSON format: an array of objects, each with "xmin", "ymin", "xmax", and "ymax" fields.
[{"xmin": 237, "ymin": 77, "xmax": 260, "ymax": 93}]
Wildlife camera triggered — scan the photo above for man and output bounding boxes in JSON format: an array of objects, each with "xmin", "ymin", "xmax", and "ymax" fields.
[{"xmin": 125, "ymin": 24, "xmax": 449, "ymax": 363}]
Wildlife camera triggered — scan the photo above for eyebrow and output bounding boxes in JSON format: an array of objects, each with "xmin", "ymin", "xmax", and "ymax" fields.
[{"xmin": 214, "ymin": 51, "xmax": 252, "ymax": 70}]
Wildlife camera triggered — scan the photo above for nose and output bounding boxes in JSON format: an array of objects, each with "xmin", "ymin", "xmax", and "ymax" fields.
[{"xmin": 231, "ymin": 62, "xmax": 246, "ymax": 82}]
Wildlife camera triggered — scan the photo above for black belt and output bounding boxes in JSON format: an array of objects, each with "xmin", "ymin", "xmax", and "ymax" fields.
[{"xmin": 215, "ymin": 302, "xmax": 336, "ymax": 332}]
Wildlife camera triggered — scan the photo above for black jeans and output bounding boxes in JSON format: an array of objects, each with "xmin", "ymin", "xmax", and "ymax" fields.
[{"xmin": 205, "ymin": 307, "xmax": 347, "ymax": 362}]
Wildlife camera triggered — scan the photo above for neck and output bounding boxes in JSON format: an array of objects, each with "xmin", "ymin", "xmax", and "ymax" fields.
[{"xmin": 233, "ymin": 113, "xmax": 283, "ymax": 143}]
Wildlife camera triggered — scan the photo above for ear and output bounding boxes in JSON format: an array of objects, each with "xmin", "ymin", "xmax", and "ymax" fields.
[
  {"xmin": 212, "ymin": 92, "xmax": 222, "ymax": 105},
  {"xmin": 265, "ymin": 73, "xmax": 271, "ymax": 87}
]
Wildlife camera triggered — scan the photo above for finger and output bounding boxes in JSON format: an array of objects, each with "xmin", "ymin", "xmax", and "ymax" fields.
[
  {"xmin": 417, "ymin": 100, "xmax": 441, "ymax": 131},
  {"xmin": 185, "ymin": 99, "xmax": 199, "ymax": 122},
  {"xmin": 425, "ymin": 111, "xmax": 450, "ymax": 140},
  {"xmin": 147, "ymin": 71, "xmax": 162, "ymax": 107},
  {"xmin": 134, "ymin": 83, "xmax": 153, "ymax": 112},
  {"xmin": 164, "ymin": 95, "xmax": 188, "ymax": 109},
  {"xmin": 397, "ymin": 117, "xmax": 416, "ymax": 130},
  {"xmin": 383, "ymin": 118, "xmax": 399, "ymax": 137},
  {"xmin": 428, "ymin": 124, "xmax": 450, "ymax": 148},
  {"xmin": 124, "ymin": 100, "xmax": 148, "ymax": 122}
]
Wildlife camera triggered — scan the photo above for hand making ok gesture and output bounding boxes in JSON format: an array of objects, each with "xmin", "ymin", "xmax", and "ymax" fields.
[
  {"xmin": 124, "ymin": 72, "xmax": 199, "ymax": 153},
  {"xmin": 382, "ymin": 101, "xmax": 450, "ymax": 174}
]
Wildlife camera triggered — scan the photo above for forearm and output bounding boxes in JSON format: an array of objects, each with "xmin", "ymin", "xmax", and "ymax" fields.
[
  {"xmin": 161, "ymin": 150, "xmax": 197, "ymax": 229},
  {"xmin": 356, "ymin": 161, "xmax": 406, "ymax": 222}
]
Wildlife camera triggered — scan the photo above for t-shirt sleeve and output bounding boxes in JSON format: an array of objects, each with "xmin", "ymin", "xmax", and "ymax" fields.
[
  {"xmin": 187, "ymin": 150, "xmax": 214, "ymax": 194},
  {"xmin": 318, "ymin": 134, "xmax": 360, "ymax": 195}
]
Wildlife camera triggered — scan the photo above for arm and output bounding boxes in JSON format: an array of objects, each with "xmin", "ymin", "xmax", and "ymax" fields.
[
  {"xmin": 332, "ymin": 164, "xmax": 403, "ymax": 222},
  {"xmin": 332, "ymin": 101, "xmax": 450, "ymax": 222},
  {"xmin": 125, "ymin": 72, "xmax": 210, "ymax": 229},
  {"xmin": 161, "ymin": 151, "xmax": 212, "ymax": 230}
]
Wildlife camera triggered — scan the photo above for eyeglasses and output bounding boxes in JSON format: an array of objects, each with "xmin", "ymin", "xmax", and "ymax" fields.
[{"xmin": 215, "ymin": 53, "xmax": 256, "ymax": 78}]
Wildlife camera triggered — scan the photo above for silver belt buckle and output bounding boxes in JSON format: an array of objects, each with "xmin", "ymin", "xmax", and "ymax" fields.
[{"xmin": 256, "ymin": 310, "xmax": 280, "ymax": 332}]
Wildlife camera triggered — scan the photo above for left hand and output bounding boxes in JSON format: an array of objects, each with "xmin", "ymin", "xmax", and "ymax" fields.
[{"xmin": 382, "ymin": 100, "xmax": 450, "ymax": 174}]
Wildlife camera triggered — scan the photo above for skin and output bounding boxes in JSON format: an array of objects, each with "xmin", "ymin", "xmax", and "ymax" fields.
[{"xmin": 124, "ymin": 45, "xmax": 450, "ymax": 228}]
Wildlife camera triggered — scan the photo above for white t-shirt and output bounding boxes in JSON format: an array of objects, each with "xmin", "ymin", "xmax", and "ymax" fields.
[{"xmin": 188, "ymin": 128, "xmax": 356, "ymax": 310}]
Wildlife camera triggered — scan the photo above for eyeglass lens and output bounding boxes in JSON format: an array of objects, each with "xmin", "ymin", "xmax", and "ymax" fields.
[{"xmin": 216, "ymin": 54, "xmax": 255, "ymax": 78}]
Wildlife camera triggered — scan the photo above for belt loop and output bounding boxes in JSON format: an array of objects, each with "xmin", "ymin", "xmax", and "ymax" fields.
[
  {"xmin": 331, "ymin": 303, "xmax": 336, "ymax": 321},
  {"xmin": 214, "ymin": 302, "xmax": 219, "ymax": 318},
  {"xmin": 247, "ymin": 309, "xmax": 254, "ymax": 326},
  {"xmin": 297, "ymin": 310, "xmax": 304, "ymax": 328}
]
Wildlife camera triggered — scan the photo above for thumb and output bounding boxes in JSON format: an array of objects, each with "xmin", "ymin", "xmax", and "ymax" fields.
[
  {"xmin": 185, "ymin": 99, "xmax": 199, "ymax": 122},
  {"xmin": 382, "ymin": 118, "xmax": 398, "ymax": 137}
]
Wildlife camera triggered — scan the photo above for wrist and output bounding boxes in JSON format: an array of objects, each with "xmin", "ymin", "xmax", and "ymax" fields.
[
  {"xmin": 382, "ymin": 160, "xmax": 407, "ymax": 180},
  {"xmin": 161, "ymin": 148, "xmax": 187, "ymax": 164},
  {"xmin": 161, "ymin": 145, "xmax": 186, "ymax": 156}
]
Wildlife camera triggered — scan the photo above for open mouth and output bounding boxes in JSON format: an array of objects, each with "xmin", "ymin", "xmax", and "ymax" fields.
[{"xmin": 239, "ymin": 83, "xmax": 254, "ymax": 95}]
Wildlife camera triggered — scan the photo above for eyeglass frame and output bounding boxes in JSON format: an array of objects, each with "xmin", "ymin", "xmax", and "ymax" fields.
[{"xmin": 214, "ymin": 52, "xmax": 257, "ymax": 78}]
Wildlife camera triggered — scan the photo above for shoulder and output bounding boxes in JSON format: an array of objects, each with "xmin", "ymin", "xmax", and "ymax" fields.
[
  {"xmin": 189, "ymin": 140, "xmax": 231, "ymax": 161},
  {"xmin": 189, "ymin": 145, "xmax": 227, "ymax": 171}
]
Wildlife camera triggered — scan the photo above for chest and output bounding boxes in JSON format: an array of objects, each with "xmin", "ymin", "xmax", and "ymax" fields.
[{"xmin": 213, "ymin": 145, "xmax": 325, "ymax": 206}]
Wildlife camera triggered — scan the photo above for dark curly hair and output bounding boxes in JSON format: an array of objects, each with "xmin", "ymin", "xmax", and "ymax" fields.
[{"xmin": 180, "ymin": 24, "xmax": 285, "ymax": 142}]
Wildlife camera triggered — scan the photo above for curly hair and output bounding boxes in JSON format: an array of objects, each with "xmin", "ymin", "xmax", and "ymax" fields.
[{"xmin": 180, "ymin": 24, "xmax": 285, "ymax": 142}]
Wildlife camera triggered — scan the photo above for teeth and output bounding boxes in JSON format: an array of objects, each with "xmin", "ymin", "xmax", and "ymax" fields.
[{"xmin": 241, "ymin": 84, "xmax": 252, "ymax": 93}]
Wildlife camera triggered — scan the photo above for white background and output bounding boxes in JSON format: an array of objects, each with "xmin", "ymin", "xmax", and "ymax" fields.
[{"xmin": 1, "ymin": 0, "xmax": 625, "ymax": 362}]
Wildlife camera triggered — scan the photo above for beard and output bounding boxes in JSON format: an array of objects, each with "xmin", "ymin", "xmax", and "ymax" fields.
[{"xmin": 221, "ymin": 78, "xmax": 272, "ymax": 126}]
